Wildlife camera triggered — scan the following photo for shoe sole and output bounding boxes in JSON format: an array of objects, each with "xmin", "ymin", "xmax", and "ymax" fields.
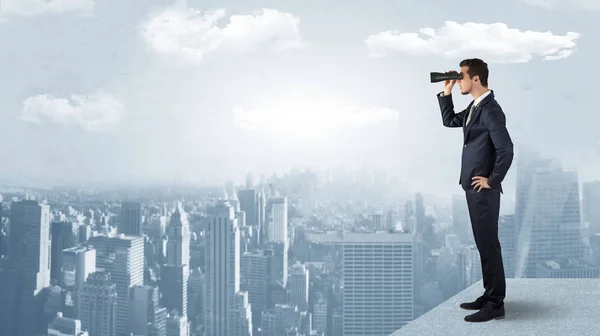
[
  {"xmin": 464, "ymin": 316, "xmax": 506, "ymax": 322},
  {"xmin": 459, "ymin": 305, "xmax": 484, "ymax": 310}
]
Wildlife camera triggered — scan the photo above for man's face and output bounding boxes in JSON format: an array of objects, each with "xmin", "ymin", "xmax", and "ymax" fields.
[{"xmin": 457, "ymin": 66, "xmax": 472, "ymax": 95}]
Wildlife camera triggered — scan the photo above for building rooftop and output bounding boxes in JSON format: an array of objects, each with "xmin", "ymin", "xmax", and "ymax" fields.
[{"xmin": 391, "ymin": 278, "xmax": 600, "ymax": 336}]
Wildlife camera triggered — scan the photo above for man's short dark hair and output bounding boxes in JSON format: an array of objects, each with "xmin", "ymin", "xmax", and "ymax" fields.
[{"xmin": 460, "ymin": 58, "xmax": 489, "ymax": 87}]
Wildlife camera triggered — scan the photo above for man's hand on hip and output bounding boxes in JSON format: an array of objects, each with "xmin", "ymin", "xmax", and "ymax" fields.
[{"xmin": 471, "ymin": 176, "xmax": 491, "ymax": 192}]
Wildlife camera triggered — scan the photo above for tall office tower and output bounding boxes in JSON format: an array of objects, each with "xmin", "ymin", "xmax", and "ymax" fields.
[
  {"xmin": 452, "ymin": 194, "xmax": 473, "ymax": 244},
  {"xmin": 289, "ymin": 263, "xmax": 309, "ymax": 312},
  {"xmin": 515, "ymin": 162, "xmax": 585, "ymax": 278},
  {"xmin": 465, "ymin": 246, "xmax": 482, "ymax": 286},
  {"xmin": 312, "ymin": 294, "xmax": 327, "ymax": 334},
  {"xmin": 403, "ymin": 201, "xmax": 415, "ymax": 234},
  {"xmin": 80, "ymin": 271, "xmax": 118, "ymax": 336},
  {"xmin": 47, "ymin": 312, "xmax": 88, "ymax": 336},
  {"xmin": 372, "ymin": 212, "xmax": 384, "ymax": 230},
  {"xmin": 582, "ymin": 181, "xmax": 600, "ymax": 233},
  {"xmin": 499, "ymin": 215, "xmax": 517, "ymax": 278},
  {"xmin": 119, "ymin": 201, "xmax": 143, "ymax": 236},
  {"xmin": 51, "ymin": 221, "xmax": 75, "ymax": 282},
  {"xmin": 9, "ymin": 199, "xmax": 52, "ymax": 292},
  {"xmin": 232, "ymin": 291, "xmax": 253, "ymax": 336},
  {"xmin": 161, "ymin": 202, "xmax": 190, "ymax": 317},
  {"xmin": 88, "ymin": 234, "xmax": 144, "ymax": 335},
  {"xmin": 62, "ymin": 246, "xmax": 96, "ymax": 319},
  {"xmin": 385, "ymin": 208, "xmax": 397, "ymax": 230},
  {"xmin": 205, "ymin": 199, "xmax": 241, "ymax": 336},
  {"xmin": 0, "ymin": 200, "xmax": 52, "ymax": 336},
  {"xmin": 267, "ymin": 196, "xmax": 288, "ymax": 243},
  {"xmin": 187, "ymin": 268, "xmax": 206, "ymax": 334},
  {"xmin": 259, "ymin": 185, "xmax": 266, "ymax": 243},
  {"xmin": 241, "ymin": 249, "xmax": 272, "ymax": 332},
  {"xmin": 129, "ymin": 285, "xmax": 167, "ymax": 336},
  {"xmin": 238, "ymin": 189, "xmax": 261, "ymax": 244},
  {"xmin": 414, "ymin": 193, "xmax": 426, "ymax": 235},
  {"xmin": 514, "ymin": 151, "xmax": 551, "ymax": 234},
  {"xmin": 342, "ymin": 231, "xmax": 414, "ymax": 336}
]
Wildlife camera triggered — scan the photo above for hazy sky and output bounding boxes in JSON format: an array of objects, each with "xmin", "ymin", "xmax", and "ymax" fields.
[{"xmin": 0, "ymin": 0, "xmax": 598, "ymax": 195}]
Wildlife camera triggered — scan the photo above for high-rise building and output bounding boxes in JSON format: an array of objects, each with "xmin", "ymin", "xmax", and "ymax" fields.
[
  {"xmin": 452, "ymin": 194, "xmax": 473, "ymax": 244},
  {"xmin": 161, "ymin": 202, "xmax": 191, "ymax": 318},
  {"xmin": 241, "ymin": 249, "xmax": 272, "ymax": 332},
  {"xmin": 205, "ymin": 200, "xmax": 241, "ymax": 336},
  {"xmin": 289, "ymin": 263, "xmax": 309, "ymax": 312},
  {"xmin": 0, "ymin": 200, "xmax": 52, "ymax": 336},
  {"xmin": 129, "ymin": 285, "xmax": 167, "ymax": 336},
  {"xmin": 80, "ymin": 271, "xmax": 118, "ymax": 336},
  {"xmin": 119, "ymin": 202, "xmax": 143, "ymax": 236},
  {"xmin": 342, "ymin": 231, "xmax": 414, "ymax": 336},
  {"xmin": 582, "ymin": 181, "xmax": 600, "ymax": 233},
  {"xmin": 61, "ymin": 246, "xmax": 96, "ymax": 319},
  {"xmin": 515, "ymin": 160, "xmax": 584, "ymax": 278},
  {"xmin": 51, "ymin": 221, "xmax": 75, "ymax": 282},
  {"xmin": 238, "ymin": 189, "xmax": 261, "ymax": 244},
  {"xmin": 267, "ymin": 197, "xmax": 288, "ymax": 243},
  {"xmin": 9, "ymin": 200, "xmax": 52, "ymax": 293},
  {"xmin": 88, "ymin": 234, "xmax": 144, "ymax": 335}
]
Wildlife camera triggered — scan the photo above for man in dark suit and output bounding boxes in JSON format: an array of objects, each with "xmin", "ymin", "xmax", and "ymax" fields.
[{"xmin": 437, "ymin": 58, "xmax": 514, "ymax": 322}]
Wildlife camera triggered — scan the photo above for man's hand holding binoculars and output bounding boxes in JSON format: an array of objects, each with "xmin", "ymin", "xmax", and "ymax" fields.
[{"xmin": 443, "ymin": 70, "xmax": 462, "ymax": 95}]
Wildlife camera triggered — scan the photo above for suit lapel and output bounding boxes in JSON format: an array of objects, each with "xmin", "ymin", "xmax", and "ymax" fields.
[
  {"xmin": 464, "ymin": 90, "xmax": 494, "ymax": 140},
  {"xmin": 464, "ymin": 104, "xmax": 482, "ymax": 138},
  {"xmin": 463, "ymin": 101, "xmax": 473, "ymax": 140}
]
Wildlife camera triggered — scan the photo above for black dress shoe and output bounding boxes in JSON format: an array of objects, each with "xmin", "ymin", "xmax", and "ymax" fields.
[
  {"xmin": 464, "ymin": 302, "xmax": 505, "ymax": 322},
  {"xmin": 459, "ymin": 295, "xmax": 487, "ymax": 310}
]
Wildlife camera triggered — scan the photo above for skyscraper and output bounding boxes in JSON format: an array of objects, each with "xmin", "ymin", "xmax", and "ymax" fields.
[
  {"xmin": 267, "ymin": 196, "xmax": 288, "ymax": 243},
  {"xmin": 88, "ymin": 234, "xmax": 144, "ymax": 335},
  {"xmin": 205, "ymin": 200, "xmax": 241, "ymax": 336},
  {"xmin": 80, "ymin": 271, "xmax": 118, "ymax": 336},
  {"xmin": 51, "ymin": 221, "xmax": 75, "ymax": 282},
  {"xmin": 119, "ymin": 202, "xmax": 143, "ymax": 236},
  {"xmin": 9, "ymin": 200, "xmax": 52, "ymax": 293},
  {"xmin": 289, "ymin": 263, "xmax": 309, "ymax": 312},
  {"xmin": 161, "ymin": 202, "xmax": 190, "ymax": 317},
  {"xmin": 0, "ymin": 200, "xmax": 52, "ymax": 336},
  {"xmin": 342, "ymin": 231, "xmax": 414, "ymax": 336},
  {"xmin": 61, "ymin": 246, "xmax": 96, "ymax": 319},
  {"xmin": 515, "ymin": 162, "xmax": 584, "ymax": 278}
]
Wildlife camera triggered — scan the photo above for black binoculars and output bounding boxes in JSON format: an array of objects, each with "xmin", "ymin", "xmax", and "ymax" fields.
[{"xmin": 430, "ymin": 71, "xmax": 463, "ymax": 83}]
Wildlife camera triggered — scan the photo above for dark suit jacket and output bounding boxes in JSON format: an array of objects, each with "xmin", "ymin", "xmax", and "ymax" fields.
[{"xmin": 437, "ymin": 90, "xmax": 514, "ymax": 194}]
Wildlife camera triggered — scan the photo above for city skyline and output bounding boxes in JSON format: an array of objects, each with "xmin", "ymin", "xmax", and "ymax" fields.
[{"xmin": 0, "ymin": 0, "xmax": 599, "ymax": 197}]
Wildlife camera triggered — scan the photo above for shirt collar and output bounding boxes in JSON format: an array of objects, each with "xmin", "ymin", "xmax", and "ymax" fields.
[{"xmin": 473, "ymin": 89, "xmax": 491, "ymax": 107}]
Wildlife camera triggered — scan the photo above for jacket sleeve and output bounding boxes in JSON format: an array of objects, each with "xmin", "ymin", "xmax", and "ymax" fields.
[
  {"xmin": 485, "ymin": 105, "xmax": 514, "ymax": 188},
  {"xmin": 437, "ymin": 92, "xmax": 467, "ymax": 128}
]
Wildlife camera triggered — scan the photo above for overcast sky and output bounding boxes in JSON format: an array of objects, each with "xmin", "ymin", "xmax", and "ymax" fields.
[{"xmin": 0, "ymin": 0, "xmax": 598, "ymax": 196}]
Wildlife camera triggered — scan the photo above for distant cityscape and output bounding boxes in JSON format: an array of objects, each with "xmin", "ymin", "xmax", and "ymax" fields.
[{"xmin": 0, "ymin": 150, "xmax": 599, "ymax": 336}]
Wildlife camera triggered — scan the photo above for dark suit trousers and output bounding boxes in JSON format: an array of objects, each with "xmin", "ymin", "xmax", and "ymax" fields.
[{"xmin": 465, "ymin": 190, "xmax": 506, "ymax": 305}]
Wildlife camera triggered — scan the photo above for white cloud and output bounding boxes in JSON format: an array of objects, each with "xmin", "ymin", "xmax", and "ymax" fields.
[
  {"xmin": 141, "ymin": 2, "xmax": 305, "ymax": 63},
  {"xmin": 19, "ymin": 92, "xmax": 123, "ymax": 131},
  {"xmin": 365, "ymin": 21, "xmax": 580, "ymax": 63},
  {"xmin": 233, "ymin": 99, "xmax": 399, "ymax": 140},
  {"xmin": 524, "ymin": 0, "xmax": 600, "ymax": 11},
  {"xmin": 0, "ymin": 0, "xmax": 93, "ymax": 17}
]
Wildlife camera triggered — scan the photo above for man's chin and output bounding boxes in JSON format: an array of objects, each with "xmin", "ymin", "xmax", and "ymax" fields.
[{"xmin": 461, "ymin": 90, "xmax": 470, "ymax": 95}]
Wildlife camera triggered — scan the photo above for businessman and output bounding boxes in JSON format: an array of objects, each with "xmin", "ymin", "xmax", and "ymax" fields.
[{"xmin": 437, "ymin": 58, "xmax": 514, "ymax": 322}]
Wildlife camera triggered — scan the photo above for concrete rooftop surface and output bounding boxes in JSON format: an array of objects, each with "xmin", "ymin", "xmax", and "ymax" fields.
[{"xmin": 391, "ymin": 278, "xmax": 600, "ymax": 336}]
